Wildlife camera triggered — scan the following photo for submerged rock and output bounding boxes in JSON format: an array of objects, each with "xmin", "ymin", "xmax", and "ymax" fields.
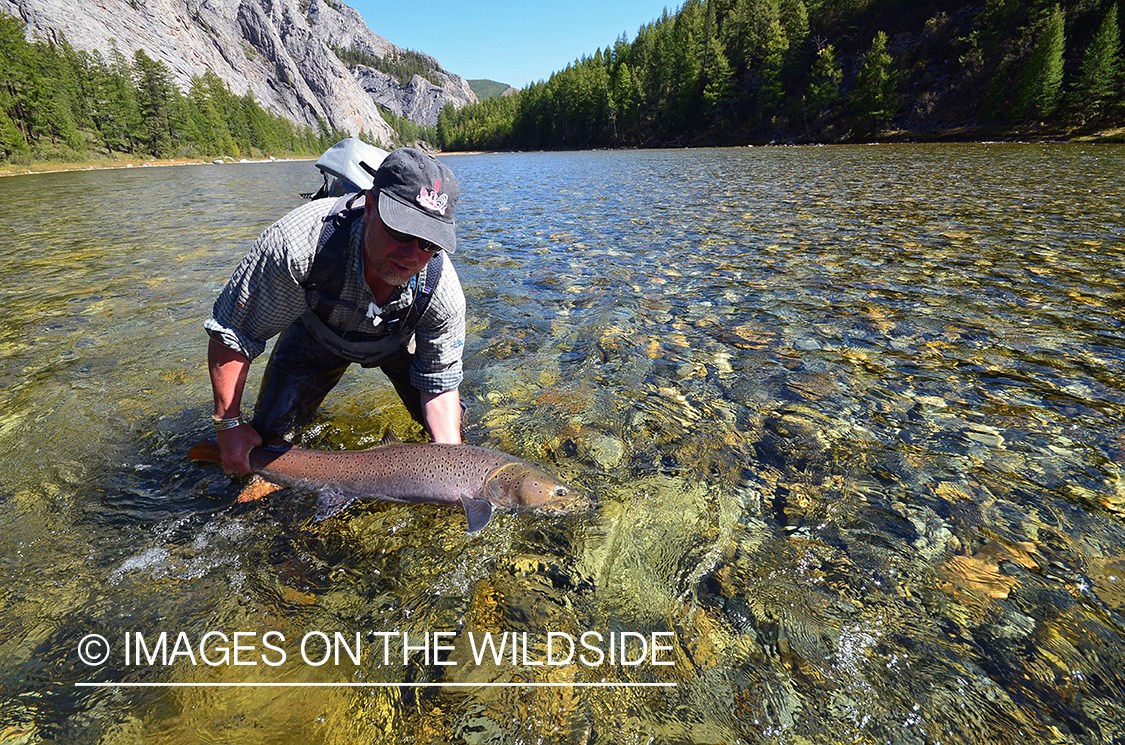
[{"xmin": 755, "ymin": 405, "xmax": 832, "ymax": 473}]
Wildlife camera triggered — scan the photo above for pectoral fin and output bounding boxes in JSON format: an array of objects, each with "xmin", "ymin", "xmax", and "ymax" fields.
[
  {"xmin": 460, "ymin": 496, "xmax": 494, "ymax": 534},
  {"xmin": 314, "ymin": 488, "xmax": 356, "ymax": 522},
  {"xmin": 236, "ymin": 475, "xmax": 285, "ymax": 503}
]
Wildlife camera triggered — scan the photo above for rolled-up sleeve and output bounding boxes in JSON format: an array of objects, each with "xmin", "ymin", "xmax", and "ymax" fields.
[{"xmin": 205, "ymin": 203, "xmax": 325, "ymax": 360}]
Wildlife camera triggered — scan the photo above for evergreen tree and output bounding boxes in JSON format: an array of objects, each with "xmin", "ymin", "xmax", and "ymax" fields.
[
  {"xmin": 0, "ymin": 14, "xmax": 31, "ymax": 155},
  {"xmin": 100, "ymin": 47, "xmax": 143, "ymax": 155},
  {"xmin": 1071, "ymin": 2, "xmax": 1122, "ymax": 120},
  {"xmin": 42, "ymin": 35, "xmax": 90, "ymax": 145},
  {"xmin": 132, "ymin": 49, "xmax": 176, "ymax": 157},
  {"xmin": 0, "ymin": 19, "xmax": 83, "ymax": 157},
  {"xmin": 702, "ymin": 35, "xmax": 734, "ymax": 120},
  {"xmin": 187, "ymin": 70, "xmax": 237, "ymax": 156},
  {"xmin": 779, "ymin": 0, "xmax": 809, "ymax": 49},
  {"xmin": 0, "ymin": 109, "xmax": 26, "ymax": 159},
  {"xmin": 611, "ymin": 60, "xmax": 636, "ymax": 141},
  {"xmin": 759, "ymin": 17, "xmax": 790, "ymax": 121},
  {"xmin": 1014, "ymin": 4, "xmax": 1066, "ymax": 120},
  {"xmin": 805, "ymin": 43, "xmax": 842, "ymax": 136},
  {"xmin": 853, "ymin": 31, "xmax": 897, "ymax": 136}
]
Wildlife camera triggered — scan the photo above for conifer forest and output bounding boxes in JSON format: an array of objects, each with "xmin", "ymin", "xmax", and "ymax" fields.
[
  {"xmin": 2, "ymin": 0, "xmax": 1123, "ymax": 163},
  {"xmin": 436, "ymin": 0, "xmax": 1125, "ymax": 150},
  {"xmin": 0, "ymin": 14, "xmax": 352, "ymax": 164}
]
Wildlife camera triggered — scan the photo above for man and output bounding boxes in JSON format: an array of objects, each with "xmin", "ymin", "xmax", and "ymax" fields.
[{"xmin": 205, "ymin": 147, "xmax": 465, "ymax": 475}]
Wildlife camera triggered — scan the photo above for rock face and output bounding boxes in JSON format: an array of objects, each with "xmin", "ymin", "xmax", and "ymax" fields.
[
  {"xmin": 354, "ymin": 66, "xmax": 475, "ymax": 128},
  {"xmin": 1, "ymin": 0, "xmax": 477, "ymax": 140}
]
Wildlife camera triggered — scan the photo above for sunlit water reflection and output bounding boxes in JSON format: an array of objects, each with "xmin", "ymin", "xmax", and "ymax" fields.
[{"xmin": 0, "ymin": 145, "xmax": 1123, "ymax": 744}]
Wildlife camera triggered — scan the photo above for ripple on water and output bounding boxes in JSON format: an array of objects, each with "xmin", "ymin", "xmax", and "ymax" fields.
[{"xmin": 0, "ymin": 147, "xmax": 1123, "ymax": 743}]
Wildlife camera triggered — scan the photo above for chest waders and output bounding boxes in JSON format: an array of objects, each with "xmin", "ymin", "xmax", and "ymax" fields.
[{"xmin": 252, "ymin": 197, "xmax": 443, "ymax": 444}]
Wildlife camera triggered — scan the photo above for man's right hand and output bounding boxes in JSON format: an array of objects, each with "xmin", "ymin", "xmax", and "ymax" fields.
[{"xmin": 216, "ymin": 423, "xmax": 262, "ymax": 475}]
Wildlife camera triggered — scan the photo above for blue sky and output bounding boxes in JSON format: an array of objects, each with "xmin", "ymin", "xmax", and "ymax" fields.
[{"xmin": 346, "ymin": 0, "xmax": 679, "ymax": 89}]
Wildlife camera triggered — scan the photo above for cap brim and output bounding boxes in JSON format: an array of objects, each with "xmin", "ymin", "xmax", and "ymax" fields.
[{"xmin": 378, "ymin": 192, "xmax": 457, "ymax": 254}]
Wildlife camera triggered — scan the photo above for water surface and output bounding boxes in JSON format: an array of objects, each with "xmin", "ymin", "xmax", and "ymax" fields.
[{"xmin": 1, "ymin": 145, "xmax": 1123, "ymax": 744}]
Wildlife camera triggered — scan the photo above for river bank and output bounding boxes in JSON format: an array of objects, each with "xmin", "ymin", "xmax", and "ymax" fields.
[
  {"xmin": 0, "ymin": 154, "xmax": 313, "ymax": 179},
  {"xmin": 874, "ymin": 122, "xmax": 1125, "ymax": 145},
  {"xmin": 1, "ymin": 146, "xmax": 1123, "ymax": 744},
  {"xmin": 3, "ymin": 123, "xmax": 1123, "ymax": 178}
]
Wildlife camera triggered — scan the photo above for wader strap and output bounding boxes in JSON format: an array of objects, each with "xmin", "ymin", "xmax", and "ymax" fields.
[
  {"xmin": 300, "ymin": 195, "xmax": 445, "ymax": 360},
  {"xmin": 299, "ymin": 308, "xmax": 409, "ymax": 367}
]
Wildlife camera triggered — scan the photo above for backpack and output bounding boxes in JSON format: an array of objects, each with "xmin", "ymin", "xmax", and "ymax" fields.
[{"xmin": 300, "ymin": 138, "xmax": 390, "ymax": 200}]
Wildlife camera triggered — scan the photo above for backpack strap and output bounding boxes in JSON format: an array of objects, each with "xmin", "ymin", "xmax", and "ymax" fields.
[
  {"xmin": 305, "ymin": 194, "xmax": 363, "ymax": 320},
  {"xmin": 393, "ymin": 254, "xmax": 444, "ymax": 334},
  {"xmin": 304, "ymin": 194, "xmax": 445, "ymax": 334}
]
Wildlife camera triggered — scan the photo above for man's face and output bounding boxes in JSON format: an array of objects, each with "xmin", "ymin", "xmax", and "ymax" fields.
[{"xmin": 363, "ymin": 194, "xmax": 434, "ymax": 288}]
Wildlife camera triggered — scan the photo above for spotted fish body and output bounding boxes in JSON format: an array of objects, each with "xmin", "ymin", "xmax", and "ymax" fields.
[{"xmin": 188, "ymin": 438, "xmax": 583, "ymax": 533}]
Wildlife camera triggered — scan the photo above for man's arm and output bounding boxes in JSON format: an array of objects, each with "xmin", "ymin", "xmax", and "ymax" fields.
[
  {"xmin": 421, "ymin": 388, "xmax": 461, "ymax": 444},
  {"xmin": 208, "ymin": 336, "xmax": 262, "ymax": 474}
]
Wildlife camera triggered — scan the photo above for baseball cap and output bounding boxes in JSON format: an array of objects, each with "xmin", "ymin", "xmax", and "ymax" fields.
[{"xmin": 362, "ymin": 148, "xmax": 459, "ymax": 254}]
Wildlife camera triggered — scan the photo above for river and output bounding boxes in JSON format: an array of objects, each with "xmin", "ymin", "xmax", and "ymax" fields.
[{"xmin": 0, "ymin": 145, "xmax": 1123, "ymax": 744}]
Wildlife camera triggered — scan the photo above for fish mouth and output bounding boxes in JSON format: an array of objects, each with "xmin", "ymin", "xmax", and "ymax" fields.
[{"xmin": 536, "ymin": 485, "xmax": 593, "ymax": 513}]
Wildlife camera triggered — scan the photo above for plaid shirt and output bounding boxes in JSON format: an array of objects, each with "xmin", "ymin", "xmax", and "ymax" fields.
[{"xmin": 205, "ymin": 197, "xmax": 465, "ymax": 393}]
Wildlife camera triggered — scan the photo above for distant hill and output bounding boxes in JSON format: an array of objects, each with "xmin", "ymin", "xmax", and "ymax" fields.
[{"xmin": 469, "ymin": 79, "xmax": 517, "ymax": 100}]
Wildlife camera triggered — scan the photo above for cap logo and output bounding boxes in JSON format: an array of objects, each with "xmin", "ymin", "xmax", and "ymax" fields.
[{"xmin": 417, "ymin": 178, "xmax": 449, "ymax": 216}]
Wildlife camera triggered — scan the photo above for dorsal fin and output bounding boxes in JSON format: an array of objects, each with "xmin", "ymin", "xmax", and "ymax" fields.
[
  {"xmin": 379, "ymin": 429, "xmax": 402, "ymax": 447},
  {"xmin": 460, "ymin": 496, "xmax": 494, "ymax": 534}
]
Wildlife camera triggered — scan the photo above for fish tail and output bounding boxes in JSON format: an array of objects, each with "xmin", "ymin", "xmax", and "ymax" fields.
[{"xmin": 188, "ymin": 438, "xmax": 222, "ymax": 463}]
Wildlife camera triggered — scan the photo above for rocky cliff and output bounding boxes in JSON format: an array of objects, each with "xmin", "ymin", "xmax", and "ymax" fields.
[
  {"xmin": 354, "ymin": 66, "xmax": 476, "ymax": 128},
  {"xmin": 1, "ymin": 0, "xmax": 477, "ymax": 141}
]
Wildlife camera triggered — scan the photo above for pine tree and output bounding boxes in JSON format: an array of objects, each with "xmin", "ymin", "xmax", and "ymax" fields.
[
  {"xmin": 610, "ymin": 60, "xmax": 636, "ymax": 142},
  {"xmin": 187, "ymin": 71, "xmax": 237, "ymax": 156},
  {"xmin": 0, "ymin": 18, "xmax": 83, "ymax": 158},
  {"xmin": 759, "ymin": 17, "xmax": 790, "ymax": 120},
  {"xmin": 1014, "ymin": 4, "xmax": 1066, "ymax": 120},
  {"xmin": 0, "ymin": 108, "xmax": 28, "ymax": 160},
  {"xmin": 0, "ymin": 14, "xmax": 31, "ymax": 155},
  {"xmin": 132, "ymin": 49, "xmax": 176, "ymax": 157},
  {"xmin": 101, "ymin": 47, "xmax": 143, "ymax": 155},
  {"xmin": 1071, "ymin": 2, "xmax": 1122, "ymax": 121},
  {"xmin": 805, "ymin": 43, "xmax": 842, "ymax": 136},
  {"xmin": 702, "ymin": 35, "xmax": 733, "ymax": 119},
  {"xmin": 779, "ymin": 0, "xmax": 809, "ymax": 48},
  {"xmin": 853, "ymin": 31, "xmax": 897, "ymax": 136},
  {"xmin": 43, "ymin": 35, "xmax": 90, "ymax": 145}
]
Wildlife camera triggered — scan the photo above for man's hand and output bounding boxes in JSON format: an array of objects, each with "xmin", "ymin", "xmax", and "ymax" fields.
[{"xmin": 216, "ymin": 422, "xmax": 262, "ymax": 475}]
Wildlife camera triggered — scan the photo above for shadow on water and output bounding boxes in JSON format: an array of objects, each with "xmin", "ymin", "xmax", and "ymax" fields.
[{"xmin": 0, "ymin": 147, "xmax": 1124, "ymax": 743}]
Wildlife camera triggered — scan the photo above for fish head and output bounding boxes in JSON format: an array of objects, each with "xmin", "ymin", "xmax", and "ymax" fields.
[{"xmin": 484, "ymin": 462, "xmax": 587, "ymax": 512}]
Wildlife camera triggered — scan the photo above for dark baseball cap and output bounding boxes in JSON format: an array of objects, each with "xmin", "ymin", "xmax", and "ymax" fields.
[{"xmin": 362, "ymin": 148, "xmax": 459, "ymax": 254}]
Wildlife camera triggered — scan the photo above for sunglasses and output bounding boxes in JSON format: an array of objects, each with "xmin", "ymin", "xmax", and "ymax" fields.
[{"xmin": 381, "ymin": 218, "xmax": 441, "ymax": 253}]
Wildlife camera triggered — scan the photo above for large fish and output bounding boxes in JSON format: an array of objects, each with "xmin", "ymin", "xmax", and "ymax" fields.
[{"xmin": 188, "ymin": 434, "xmax": 585, "ymax": 533}]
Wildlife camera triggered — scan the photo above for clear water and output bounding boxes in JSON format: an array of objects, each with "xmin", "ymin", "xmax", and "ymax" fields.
[{"xmin": 0, "ymin": 145, "xmax": 1123, "ymax": 744}]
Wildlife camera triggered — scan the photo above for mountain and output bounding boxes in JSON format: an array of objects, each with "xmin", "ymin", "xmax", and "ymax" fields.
[
  {"xmin": 468, "ymin": 79, "xmax": 517, "ymax": 101},
  {"xmin": 354, "ymin": 66, "xmax": 476, "ymax": 129},
  {"xmin": 0, "ymin": 0, "xmax": 478, "ymax": 141}
]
